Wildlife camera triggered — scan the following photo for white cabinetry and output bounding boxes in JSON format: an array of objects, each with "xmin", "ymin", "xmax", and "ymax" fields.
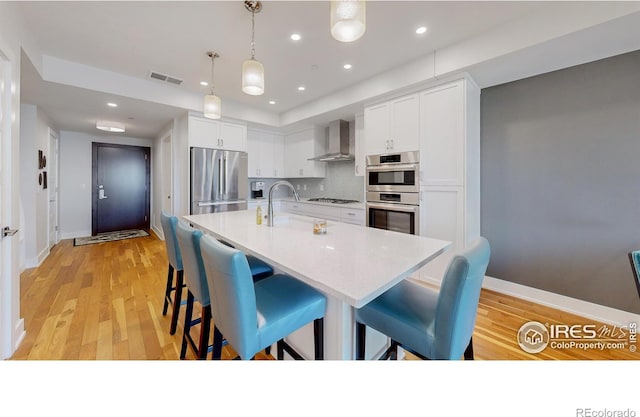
[
  {"xmin": 247, "ymin": 129, "xmax": 285, "ymax": 178},
  {"xmin": 416, "ymin": 78, "xmax": 480, "ymax": 283},
  {"xmin": 280, "ymin": 201, "xmax": 365, "ymax": 226},
  {"xmin": 284, "ymin": 127, "xmax": 326, "ymax": 178},
  {"xmin": 188, "ymin": 115, "xmax": 247, "ymax": 152},
  {"xmin": 364, "ymin": 93, "xmax": 419, "ymax": 156}
]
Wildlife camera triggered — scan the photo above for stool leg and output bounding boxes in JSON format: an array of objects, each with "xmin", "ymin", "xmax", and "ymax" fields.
[
  {"xmin": 356, "ymin": 321, "xmax": 366, "ymax": 360},
  {"xmin": 314, "ymin": 318, "xmax": 324, "ymax": 360},
  {"xmin": 180, "ymin": 291, "xmax": 195, "ymax": 360},
  {"xmin": 212, "ymin": 325, "xmax": 224, "ymax": 360},
  {"xmin": 162, "ymin": 265, "xmax": 174, "ymax": 316},
  {"xmin": 277, "ymin": 340, "xmax": 285, "ymax": 360},
  {"xmin": 198, "ymin": 306, "xmax": 212, "ymax": 360},
  {"xmin": 169, "ymin": 270, "xmax": 183, "ymax": 335},
  {"xmin": 464, "ymin": 337, "xmax": 474, "ymax": 360}
]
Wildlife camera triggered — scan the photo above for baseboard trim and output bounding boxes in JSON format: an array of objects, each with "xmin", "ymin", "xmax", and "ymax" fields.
[
  {"xmin": 13, "ymin": 318, "xmax": 25, "ymax": 357},
  {"xmin": 420, "ymin": 275, "xmax": 640, "ymax": 326},
  {"xmin": 151, "ymin": 225, "xmax": 164, "ymax": 240},
  {"xmin": 60, "ymin": 230, "xmax": 92, "ymax": 240}
]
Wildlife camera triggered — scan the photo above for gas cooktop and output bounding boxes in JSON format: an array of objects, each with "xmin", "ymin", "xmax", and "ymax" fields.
[{"xmin": 307, "ymin": 198, "xmax": 360, "ymax": 204}]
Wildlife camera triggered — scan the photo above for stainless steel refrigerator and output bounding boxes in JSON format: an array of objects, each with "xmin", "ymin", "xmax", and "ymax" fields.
[{"xmin": 190, "ymin": 147, "xmax": 248, "ymax": 214}]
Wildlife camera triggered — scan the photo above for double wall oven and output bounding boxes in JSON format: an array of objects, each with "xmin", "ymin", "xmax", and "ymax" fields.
[{"xmin": 366, "ymin": 151, "xmax": 420, "ymax": 235}]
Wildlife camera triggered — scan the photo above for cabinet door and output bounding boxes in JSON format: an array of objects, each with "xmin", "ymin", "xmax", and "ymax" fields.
[
  {"xmin": 418, "ymin": 186, "xmax": 464, "ymax": 282},
  {"xmin": 284, "ymin": 129, "xmax": 325, "ymax": 178},
  {"xmin": 220, "ymin": 122, "xmax": 247, "ymax": 152},
  {"xmin": 354, "ymin": 113, "xmax": 365, "ymax": 176},
  {"xmin": 389, "ymin": 93, "xmax": 419, "ymax": 152},
  {"xmin": 247, "ymin": 130, "xmax": 261, "ymax": 177},
  {"xmin": 188, "ymin": 116, "xmax": 220, "ymax": 149},
  {"xmin": 259, "ymin": 132, "xmax": 275, "ymax": 178},
  {"xmin": 364, "ymin": 102, "xmax": 390, "ymax": 156},
  {"xmin": 420, "ymin": 81, "xmax": 464, "ymax": 186},
  {"xmin": 284, "ymin": 131, "xmax": 305, "ymax": 178},
  {"xmin": 272, "ymin": 134, "xmax": 285, "ymax": 178}
]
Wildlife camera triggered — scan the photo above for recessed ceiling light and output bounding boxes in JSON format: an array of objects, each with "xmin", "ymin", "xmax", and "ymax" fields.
[
  {"xmin": 200, "ymin": 81, "xmax": 209, "ymax": 86},
  {"xmin": 107, "ymin": 102, "xmax": 118, "ymax": 107},
  {"xmin": 290, "ymin": 33, "xmax": 301, "ymax": 41},
  {"xmin": 416, "ymin": 26, "xmax": 427, "ymax": 35},
  {"xmin": 343, "ymin": 64, "xmax": 352, "ymax": 70},
  {"xmin": 96, "ymin": 121, "xmax": 125, "ymax": 133},
  {"xmin": 298, "ymin": 86, "xmax": 305, "ymax": 91},
  {"xmin": 269, "ymin": 100, "xmax": 276, "ymax": 105}
]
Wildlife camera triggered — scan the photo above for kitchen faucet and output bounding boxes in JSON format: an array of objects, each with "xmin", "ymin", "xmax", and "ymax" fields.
[{"xmin": 267, "ymin": 180, "xmax": 300, "ymax": 227}]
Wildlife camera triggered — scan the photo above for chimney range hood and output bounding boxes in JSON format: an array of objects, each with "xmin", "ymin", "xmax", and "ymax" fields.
[{"xmin": 308, "ymin": 119, "xmax": 354, "ymax": 162}]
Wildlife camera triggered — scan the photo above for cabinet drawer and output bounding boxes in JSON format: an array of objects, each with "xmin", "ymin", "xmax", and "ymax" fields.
[{"xmin": 341, "ymin": 208, "xmax": 364, "ymax": 225}]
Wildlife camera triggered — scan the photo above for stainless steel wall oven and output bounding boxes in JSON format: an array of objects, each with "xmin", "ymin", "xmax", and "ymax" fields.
[{"xmin": 366, "ymin": 151, "xmax": 420, "ymax": 235}]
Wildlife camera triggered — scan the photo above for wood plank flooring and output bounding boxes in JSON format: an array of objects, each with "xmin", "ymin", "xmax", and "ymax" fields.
[{"xmin": 10, "ymin": 232, "xmax": 640, "ymax": 360}]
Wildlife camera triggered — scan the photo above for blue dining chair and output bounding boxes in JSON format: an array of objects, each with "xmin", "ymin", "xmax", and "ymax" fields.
[
  {"xmin": 160, "ymin": 211, "xmax": 187, "ymax": 335},
  {"xmin": 355, "ymin": 237, "xmax": 491, "ymax": 360},
  {"xmin": 199, "ymin": 234, "xmax": 327, "ymax": 360},
  {"xmin": 175, "ymin": 220, "xmax": 277, "ymax": 359},
  {"xmin": 627, "ymin": 251, "xmax": 640, "ymax": 300}
]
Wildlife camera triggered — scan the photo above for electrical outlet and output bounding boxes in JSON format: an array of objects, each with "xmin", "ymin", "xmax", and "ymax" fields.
[
  {"xmin": 296, "ymin": 184, "xmax": 300, "ymax": 190},
  {"xmin": 303, "ymin": 184, "xmax": 307, "ymax": 191},
  {"xmin": 320, "ymin": 184, "xmax": 324, "ymax": 191}
]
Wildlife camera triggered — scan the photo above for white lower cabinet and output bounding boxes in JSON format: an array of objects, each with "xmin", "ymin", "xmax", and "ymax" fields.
[{"xmin": 280, "ymin": 201, "xmax": 364, "ymax": 226}]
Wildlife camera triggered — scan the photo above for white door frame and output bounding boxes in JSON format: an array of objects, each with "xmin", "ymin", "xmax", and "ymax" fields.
[
  {"xmin": 48, "ymin": 128, "xmax": 59, "ymax": 248},
  {"xmin": 161, "ymin": 132, "xmax": 173, "ymax": 215}
]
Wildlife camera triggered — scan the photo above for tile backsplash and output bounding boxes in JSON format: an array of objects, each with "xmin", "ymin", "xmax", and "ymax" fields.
[{"xmin": 249, "ymin": 160, "xmax": 365, "ymax": 202}]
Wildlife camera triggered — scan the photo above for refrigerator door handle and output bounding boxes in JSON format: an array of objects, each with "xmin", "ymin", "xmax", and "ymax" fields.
[
  {"xmin": 222, "ymin": 154, "xmax": 227, "ymax": 196},
  {"xmin": 218, "ymin": 156, "xmax": 223, "ymax": 197},
  {"xmin": 197, "ymin": 200, "xmax": 247, "ymax": 207}
]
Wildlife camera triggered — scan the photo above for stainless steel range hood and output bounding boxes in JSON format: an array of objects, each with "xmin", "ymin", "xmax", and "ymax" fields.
[{"xmin": 308, "ymin": 119, "xmax": 354, "ymax": 162}]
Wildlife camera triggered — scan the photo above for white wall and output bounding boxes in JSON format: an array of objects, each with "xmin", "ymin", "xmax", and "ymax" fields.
[
  {"xmin": 19, "ymin": 103, "xmax": 57, "ymax": 267},
  {"xmin": 59, "ymin": 131, "xmax": 153, "ymax": 239}
]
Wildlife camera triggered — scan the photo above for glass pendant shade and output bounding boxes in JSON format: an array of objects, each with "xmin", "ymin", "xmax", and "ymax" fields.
[
  {"xmin": 242, "ymin": 58, "xmax": 265, "ymax": 96},
  {"xmin": 203, "ymin": 93, "xmax": 221, "ymax": 119},
  {"xmin": 331, "ymin": 0, "xmax": 366, "ymax": 42}
]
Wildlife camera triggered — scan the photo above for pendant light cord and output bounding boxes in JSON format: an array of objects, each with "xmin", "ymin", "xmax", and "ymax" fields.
[
  {"xmin": 251, "ymin": 9, "xmax": 256, "ymax": 60},
  {"xmin": 210, "ymin": 54, "xmax": 216, "ymax": 95}
]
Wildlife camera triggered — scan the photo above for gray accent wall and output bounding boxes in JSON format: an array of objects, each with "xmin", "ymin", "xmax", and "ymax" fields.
[{"xmin": 481, "ymin": 50, "xmax": 640, "ymax": 314}]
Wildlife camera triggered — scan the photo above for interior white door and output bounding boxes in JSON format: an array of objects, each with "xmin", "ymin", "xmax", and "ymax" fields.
[
  {"xmin": 0, "ymin": 47, "xmax": 18, "ymax": 358},
  {"xmin": 48, "ymin": 129, "xmax": 59, "ymax": 248}
]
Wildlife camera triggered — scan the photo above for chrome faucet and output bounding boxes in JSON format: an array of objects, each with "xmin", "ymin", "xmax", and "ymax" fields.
[{"xmin": 266, "ymin": 180, "xmax": 300, "ymax": 227}]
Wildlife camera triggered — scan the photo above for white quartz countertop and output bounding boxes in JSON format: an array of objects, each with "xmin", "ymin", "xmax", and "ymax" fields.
[{"xmin": 184, "ymin": 210, "xmax": 450, "ymax": 308}]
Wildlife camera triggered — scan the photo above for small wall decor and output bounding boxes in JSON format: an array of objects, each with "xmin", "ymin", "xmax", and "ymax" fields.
[
  {"xmin": 38, "ymin": 172, "xmax": 43, "ymax": 186},
  {"xmin": 43, "ymin": 171, "xmax": 48, "ymax": 189},
  {"xmin": 38, "ymin": 150, "xmax": 44, "ymax": 169}
]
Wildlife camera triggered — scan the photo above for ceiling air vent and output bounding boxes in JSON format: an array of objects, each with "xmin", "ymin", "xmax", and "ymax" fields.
[{"xmin": 149, "ymin": 71, "xmax": 183, "ymax": 85}]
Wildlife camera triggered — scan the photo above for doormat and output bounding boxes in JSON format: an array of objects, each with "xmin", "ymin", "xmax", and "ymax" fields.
[{"xmin": 73, "ymin": 229, "xmax": 149, "ymax": 246}]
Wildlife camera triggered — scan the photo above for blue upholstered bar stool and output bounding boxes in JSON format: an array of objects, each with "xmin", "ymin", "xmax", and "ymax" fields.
[
  {"xmin": 176, "ymin": 221, "xmax": 276, "ymax": 359},
  {"xmin": 199, "ymin": 235, "xmax": 327, "ymax": 360},
  {"xmin": 628, "ymin": 251, "xmax": 640, "ymax": 300},
  {"xmin": 355, "ymin": 237, "xmax": 491, "ymax": 360},
  {"xmin": 176, "ymin": 221, "xmax": 214, "ymax": 359},
  {"xmin": 160, "ymin": 211, "xmax": 187, "ymax": 335}
]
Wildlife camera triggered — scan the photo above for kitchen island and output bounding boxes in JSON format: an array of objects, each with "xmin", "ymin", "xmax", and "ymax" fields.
[{"xmin": 184, "ymin": 210, "xmax": 450, "ymax": 360}]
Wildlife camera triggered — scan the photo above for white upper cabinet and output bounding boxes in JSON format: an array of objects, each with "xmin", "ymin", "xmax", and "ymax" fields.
[
  {"xmin": 284, "ymin": 127, "xmax": 326, "ymax": 178},
  {"xmin": 247, "ymin": 129, "xmax": 284, "ymax": 178},
  {"xmin": 420, "ymin": 81, "xmax": 465, "ymax": 186},
  {"xmin": 364, "ymin": 93, "xmax": 420, "ymax": 156},
  {"xmin": 188, "ymin": 115, "xmax": 247, "ymax": 152}
]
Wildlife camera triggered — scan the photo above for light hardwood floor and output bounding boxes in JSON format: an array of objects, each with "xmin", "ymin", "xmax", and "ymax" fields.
[{"xmin": 10, "ymin": 232, "xmax": 639, "ymax": 360}]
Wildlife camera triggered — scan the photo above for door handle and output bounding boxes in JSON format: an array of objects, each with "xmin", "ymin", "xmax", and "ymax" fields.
[
  {"xmin": 98, "ymin": 189, "xmax": 108, "ymax": 199},
  {"xmin": 3, "ymin": 227, "xmax": 18, "ymax": 237}
]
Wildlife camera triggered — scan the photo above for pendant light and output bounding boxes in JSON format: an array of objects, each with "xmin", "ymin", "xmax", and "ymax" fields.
[
  {"xmin": 203, "ymin": 51, "xmax": 221, "ymax": 119},
  {"xmin": 242, "ymin": 1, "xmax": 264, "ymax": 96},
  {"xmin": 331, "ymin": 0, "xmax": 366, "ymax": 43}
]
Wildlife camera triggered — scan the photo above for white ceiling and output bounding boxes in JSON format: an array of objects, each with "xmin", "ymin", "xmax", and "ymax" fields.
[{"xmin": 15, "ymin": 1, "xmax": 640, "ymax": 139}]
